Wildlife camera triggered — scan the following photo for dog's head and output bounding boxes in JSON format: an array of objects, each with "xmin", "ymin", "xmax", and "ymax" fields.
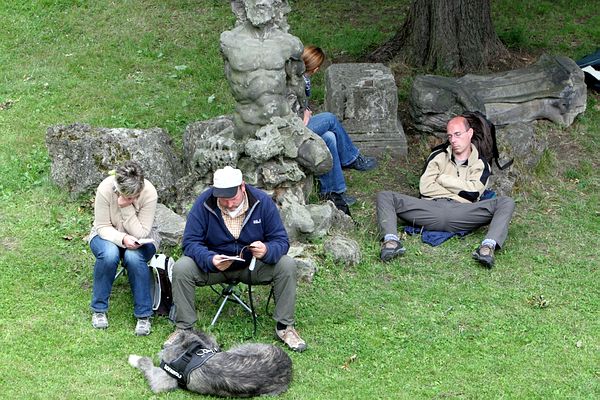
[{"xmin": 160, "ymin": 330, "xmax": 221, "ymax": 363}]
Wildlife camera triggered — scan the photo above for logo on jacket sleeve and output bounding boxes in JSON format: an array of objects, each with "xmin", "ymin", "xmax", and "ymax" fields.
[{"xmin": 253, "ymin": 219, "xmax": 262, "ymax": 224}]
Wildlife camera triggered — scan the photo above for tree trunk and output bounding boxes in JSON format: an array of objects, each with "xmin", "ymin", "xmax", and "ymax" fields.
[{"xmin": 368, "ymin": 0, "xmax": 508, "ymax": 73}]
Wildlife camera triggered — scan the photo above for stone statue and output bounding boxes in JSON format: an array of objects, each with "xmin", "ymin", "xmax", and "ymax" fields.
[{"xmin": 220, "ymin": 0, "xmax": 305, "ymax": 139}]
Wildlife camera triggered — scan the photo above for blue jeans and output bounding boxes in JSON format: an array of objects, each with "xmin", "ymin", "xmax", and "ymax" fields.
[
  {"xmin": 90, "ymin": 235, "xmax": 156, "ymax": 318},
  {"xmin": 308, "ymin": 112, "xmax": 360, "ymax": 194}
]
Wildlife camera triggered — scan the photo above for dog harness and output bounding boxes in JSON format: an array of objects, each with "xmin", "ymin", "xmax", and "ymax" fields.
[{"xmin": 160, "ymin": 343, "xmax": 219, "ymax": 388}]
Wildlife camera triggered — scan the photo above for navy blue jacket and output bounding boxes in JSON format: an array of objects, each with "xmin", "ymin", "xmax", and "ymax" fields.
[{"xmin": 182, "ymin": 184, "xmax": 290, "ymax": 273}]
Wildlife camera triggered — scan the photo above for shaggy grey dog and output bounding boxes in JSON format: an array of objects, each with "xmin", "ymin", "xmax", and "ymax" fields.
[{"xmin": 128, "ymin": 330, "xmax": 293, "ymax": 397}]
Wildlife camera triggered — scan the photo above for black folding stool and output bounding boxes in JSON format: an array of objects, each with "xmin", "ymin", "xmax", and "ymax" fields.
[{"xmin": 209, "ymin": 280, "xmax": 275, "ymax": 336}]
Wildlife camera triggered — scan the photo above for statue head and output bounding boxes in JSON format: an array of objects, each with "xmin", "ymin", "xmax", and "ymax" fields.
[
  {"xmin": 231, "ymin": 0, "xmax": 290, "ymax": 30},
  {"xmin": 245, "ymin": 0, "xmax": 275, "ymax": 27}
]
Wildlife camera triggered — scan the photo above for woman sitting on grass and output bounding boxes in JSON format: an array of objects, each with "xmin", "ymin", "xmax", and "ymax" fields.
[
  {"xmin": 88, "ymin": 160, "xmax": 160, "ymax": 336},
  {"xmin": 301, "ymin": 45, "xmax": 377, "ymax": 209}
]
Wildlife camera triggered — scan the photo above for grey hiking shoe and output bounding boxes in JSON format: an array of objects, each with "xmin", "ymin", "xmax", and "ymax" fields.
[
  {"xmin": 135, "ymin": 317, "xmax": 151, "ymax": 336},
  {"xmin": 276, "ymin": 325, "xmax": 307, "ymax": 352},
  {"xmin": 92, "ymin": 312, "xmax": 108, "ymax": 329},
  {"xmin": 472, "ymin": 245, "xmax": 495, "ymax": 268},
  {"xmin": 380, "ymin": 239, "xmax": 406, "ymax": 262}
]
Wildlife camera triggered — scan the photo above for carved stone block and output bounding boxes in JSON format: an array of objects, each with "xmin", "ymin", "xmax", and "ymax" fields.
[{"xmin": 324, "ymin": 63, "xmax": 407, "ymax": 157}]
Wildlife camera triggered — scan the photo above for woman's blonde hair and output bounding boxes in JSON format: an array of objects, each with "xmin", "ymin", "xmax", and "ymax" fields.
[{"xmin": 302, "ymin": 45, "xmax": 325, "ymax": 75}]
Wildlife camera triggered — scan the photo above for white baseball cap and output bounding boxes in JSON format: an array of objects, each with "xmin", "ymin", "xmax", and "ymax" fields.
[{"xmin": 212, "ymin": 166, "xmax": 243, "ymax": 198}]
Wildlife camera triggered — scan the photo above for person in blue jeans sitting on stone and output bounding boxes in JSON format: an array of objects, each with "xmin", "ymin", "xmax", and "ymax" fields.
[
  {"xmin": 301, "ymin": 45, "xmax": 377, "ymax": 207},
  {"xmin": 88, "ymin": 161, "xmax": 160, "ymax": 336}
]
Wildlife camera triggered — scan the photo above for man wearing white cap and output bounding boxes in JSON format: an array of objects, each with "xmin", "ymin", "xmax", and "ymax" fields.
[{"xmin": 168, "ymin": 166, "xmax": 306, "ymax": 352}]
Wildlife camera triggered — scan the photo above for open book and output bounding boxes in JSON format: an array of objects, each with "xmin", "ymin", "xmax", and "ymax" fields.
[{"xmin": 134, "ymin": 238, "xmax": 155, "ymax": 245}]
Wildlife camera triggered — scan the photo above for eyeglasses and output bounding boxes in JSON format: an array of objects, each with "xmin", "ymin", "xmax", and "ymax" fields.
[{"xmin": 447, "ymin": 130, "xmax": 466, "ymax": 140}]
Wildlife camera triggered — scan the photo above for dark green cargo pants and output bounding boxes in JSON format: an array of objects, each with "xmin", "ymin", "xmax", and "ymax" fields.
[{"xmin": 171, "ymin": 255, "xmax": 298, "ymax": 329}]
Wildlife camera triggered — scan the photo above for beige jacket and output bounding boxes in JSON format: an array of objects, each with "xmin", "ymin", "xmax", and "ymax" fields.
[
  {"xmin": 88, "ymin": 175, "xmax": 160, "ymax": 249},
  {"xmin": 419, "ymin": 144, "xmax": 490, "ymax": 203}
]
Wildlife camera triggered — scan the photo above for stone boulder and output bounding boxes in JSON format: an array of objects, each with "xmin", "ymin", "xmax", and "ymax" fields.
[
  {"xmin": 324, "ymin": 63, "xmax": 407, "ymax": 157},
  {"xmin": 46, "ymin": 123, "xmax": 184, "ymax": 204},
  {"xmin": 261, "ymin": 159, "xmax": 305, "ymax": 188},
  {"xmin": 496, "ymin": 123, "xmax": 547, "ymax": 170},
  {"xmin": 177, "ymin": 114, "xmax": 332, "ymax": 214},
  {"xmin": 295, "ymin": 256, "xmax": 318, "ymax": 283},
  {"xmin": 280, "ymin": 201, "xmax": 314, "ymax": 241},
  {"xmin": 280, "ymin": 197, "xmax": 354, "ymax": 242},
  {"xmin": 288, "ymin": 244, "xmax": 318, "ymax": 284},
  {"xmin": 305, "ymin": 203, "xmax": 335, "ymax": 239},
  {"xmin": 154, "ymin": 203, "xmax": 186, "ymax": 247},
  {"xmin": 328, "ymin": 202, "xmax": 355, "ymax": 233},
  {"xmin": 323, "ymin": 235, "xmax": 361, "ymax": 268}
]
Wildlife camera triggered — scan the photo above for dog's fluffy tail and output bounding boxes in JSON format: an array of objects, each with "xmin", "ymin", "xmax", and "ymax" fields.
[{"xmin": 128, "ymin": 354, "xmax": 179, "ymax": 393}]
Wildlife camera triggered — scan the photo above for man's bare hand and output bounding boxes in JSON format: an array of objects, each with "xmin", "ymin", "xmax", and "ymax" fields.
[
  {"xmin": 212, "ymin": 255, "xmax": 234, "ymax": 271},
  {"xmin": 248, "ymin": 241, "xmax": 267, "ymax": 259}
]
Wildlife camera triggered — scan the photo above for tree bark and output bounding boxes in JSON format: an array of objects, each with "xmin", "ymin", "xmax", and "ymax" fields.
[{"xmin": 368, "ymin": 0, "xmax": 508, "ymax": 72}]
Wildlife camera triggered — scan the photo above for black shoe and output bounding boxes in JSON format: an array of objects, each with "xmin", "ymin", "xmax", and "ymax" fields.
[
  {"xmin": 319, "ymin": 192, "xmax": 356, "ymax": 206},
  {"xmin": 380, "ymin": 239, "xmax": 406, "ymax": 262},
  {"xmin": 319, "ymin": 192, "xmax": 351, "ymax": 216},
  {"xmin": 346, "ymin": 154, "xmax": 377, "ymax": 171},
  {"xmin": 472, "ymin": 245, "xmax": 495, "ymax": 268}
]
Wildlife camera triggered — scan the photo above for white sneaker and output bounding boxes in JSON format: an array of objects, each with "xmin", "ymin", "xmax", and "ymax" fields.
[
  {"xmin": 92, "ymin": 312, "xmax": 108, "ymax": 329},
  {"xmin": 135, "ymin": 318, "xmax": 151, "ymax": 336}
]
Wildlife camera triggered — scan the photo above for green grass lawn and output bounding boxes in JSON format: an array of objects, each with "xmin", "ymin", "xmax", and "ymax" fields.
[{"xmin": 1, "ymin": 1, "xmax": 599, "ymax": 399}]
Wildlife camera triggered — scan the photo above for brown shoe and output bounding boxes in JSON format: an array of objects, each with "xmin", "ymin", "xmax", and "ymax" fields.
[{"xmin": 276, "ymin": 325, "xmax": 307, "ymax": 352}]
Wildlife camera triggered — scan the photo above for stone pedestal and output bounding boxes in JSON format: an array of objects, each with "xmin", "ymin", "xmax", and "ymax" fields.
[{"xmin": 324, "ymin": 63, "xmax": 407, "ymax": 157}]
